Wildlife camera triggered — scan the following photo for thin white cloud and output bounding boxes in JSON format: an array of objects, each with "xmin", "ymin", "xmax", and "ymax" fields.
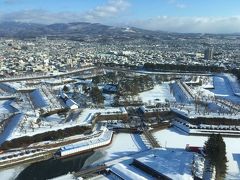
[
  {"xmin": 84, "ymin": 0, "xmax": 130, "ymax": 21},
  {"xmin": 3, "ymin": 0, "xmax": 20, "ymax": 4},
  {"xmin": 176, "ymin": 3, "xmax": 187, "ymax": 9},
  {"xmin": 130, "ymin": 16, "xmax": 240, "ymax": 33},
  {"xmin": 0, "ymin": 0, "xmax": 130, "ymax": 24},
  {"xmin": 167, "ymin": 0, "xmax": 187, "ymax": 9}
]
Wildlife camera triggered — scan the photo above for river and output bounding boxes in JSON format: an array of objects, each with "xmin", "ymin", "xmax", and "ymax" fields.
[{"xmin": 16, "ymin": 151, "xmax": 95, "ymax": 180}]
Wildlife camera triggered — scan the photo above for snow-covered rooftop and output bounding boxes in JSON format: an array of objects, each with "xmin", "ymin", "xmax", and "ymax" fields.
[
  {"xmin": 153, "ymin": 127, "xmax": 240, "ymax": 179},
  {"xmin": 135, "ymin": 148, "xmax": 194, "ymax": 180}
]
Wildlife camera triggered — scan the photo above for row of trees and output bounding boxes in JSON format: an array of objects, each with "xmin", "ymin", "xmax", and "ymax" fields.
[
  {"xmin": 0, "ymin": 126, "xmax": 91, "ymax": 150},
  {"xmin": 119, "ymin": 75, "xmax": 154, "ymax": 96},
  {"xmin": 229, "ymin": 69, "xmax": 240, "ymax": 80},
  {"xmin": 92, "ymin": 72, "xmax": 121, "ymax": 84},
  {"xmin": 90, "ymin": 86, "xmax": 104, "ymax": 104},
  {"xmin": 91, "ymin": 73, "xmax": 154, "ymax": 105},
  {"xmin": 143, "ymin": 63, "xmax": 225, "ymax": 73},
  {"xmin": 188, "ymin": 117, "xmax": 240, "ymax": 126},
  {"xmin": 102, "ymin": 62, "xmax": 240, "ymax": 80},
  {"xmin": 144, "ymin": 62, "xmax": 240, "ymax": 81}
]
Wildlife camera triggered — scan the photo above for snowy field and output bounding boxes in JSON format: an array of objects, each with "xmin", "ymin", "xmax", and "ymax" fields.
[
  {"xmin": 172, "ymin": 104, "xmax": 239, "ymax": 120},
  {"xmin": 223, "ymin": 74, "xmax": 240, "ymax": 96},
  {"xmin": 51, "ymin": 173, "xmax": 75, "ymax": 180},
  {"xmin": 153, "ymin": 127, "xmax": 240, "ymax": 179},
  {"xmin": 210, "ymin": 76, "xmax": 240, "ymax": 104},
  {"xmin": 171, "ymin": 83, "xmax": 190, "ymax": 103},
  {"xmin": 0, "ymin": 106, "xmax": 127, "ymax": 144},
  {"xmin": 103, "ymin": 94, "xmax": 115, "ymax": 107},
  {"xmin": 0, "ymin": 100, "xmax": 16, "ymax": 114},
  {"xmin": 89, "ymin": 133, "xmax": 148, "ymax": 165},
  {"xmin": 76, "ymin": 107, "xmax": 126, "ymax": 125},
  {"xmin": 138, "ymin": 83, "xmax": 175, "ymax": 104},
  {"xmin": 1, "ymin": 106, "xmax": 127, "ymax": 143},
  {"xmin": 29, "ymin": 89, "xmax": 48, "ymax": 108},
  {"xmin": 0, "ymin": 113, "xmax": 24, "ymax": 144},
  {"xmin": 0, "ymin": 165, "xmax": 26, "ymax": 180}
]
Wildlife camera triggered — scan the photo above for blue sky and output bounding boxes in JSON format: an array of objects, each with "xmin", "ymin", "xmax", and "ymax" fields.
[{"xmin": 0, "ymin": 0, "xmax": 240, "ymax": 33}]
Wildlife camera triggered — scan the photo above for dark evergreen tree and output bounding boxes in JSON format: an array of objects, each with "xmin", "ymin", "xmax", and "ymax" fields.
[
  {"xmin": 92, "ymin": 76, "xmax": 101, "ymax": 84},
  {"xmin": 82, "ymin": 84, "xmax": 89, "ymax": 94},
  {"xmin": 90, "ymin": 86, "xmax": 104, "ymax": 104},
  {"xmin": 205, "ymin": 134, "xmax": 227, "ymax": 180},
  {"xmin": 62, "ymin": 85, "xmax": 69, "ymax": 92}
]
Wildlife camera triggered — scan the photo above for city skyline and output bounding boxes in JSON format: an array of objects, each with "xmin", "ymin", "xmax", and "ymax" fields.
[{"xmin": 0, "ymin": 0, "xmax": 240, "ymax": 33}]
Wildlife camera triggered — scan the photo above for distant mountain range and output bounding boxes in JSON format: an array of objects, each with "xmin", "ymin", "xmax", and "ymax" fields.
[
  {"xmin": 0, "ymin": 21, "xmax": 168, "ymax": 41},
  {"xmin": 1, "ymin": 21, "xmax": 239, "ymax": 41}
]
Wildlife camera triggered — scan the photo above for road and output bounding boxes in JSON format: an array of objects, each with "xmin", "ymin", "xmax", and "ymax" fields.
[
  {"xmin": 104, "ymin": 66, "xmax": 213, "ymax": 76},
  {"xmin": 0, "ymin": 66, "xmax": 97, "ymax": 83}
]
